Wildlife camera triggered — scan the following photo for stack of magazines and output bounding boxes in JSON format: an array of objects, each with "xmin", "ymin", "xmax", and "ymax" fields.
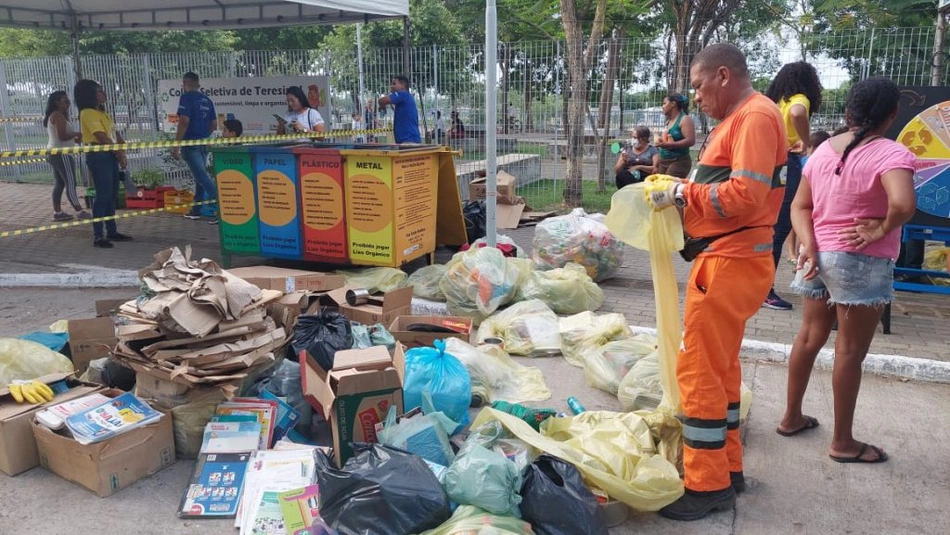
[{"xmin": 63, "ymin": 392, "xmax": 163, "ymax": 445}]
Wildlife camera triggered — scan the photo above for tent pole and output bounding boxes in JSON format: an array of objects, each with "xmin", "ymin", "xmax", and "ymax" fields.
[
  {"xmin": 70, "ymin": 15, "xmax": 83, "ymax": 80},
  {"xmin": 402, "ymin": 16, "xmax": 411, "ymax": 76},
  {"xmin": 485, "ymin": 0, "xmax": 498, "ymax": 246}
]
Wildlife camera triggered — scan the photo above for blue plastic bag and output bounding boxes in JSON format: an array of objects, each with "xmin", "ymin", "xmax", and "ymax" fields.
[
  {"xmin": 404, "ymin": 340, "xmax": 472, "ymax": 431},
  {"xmin": 378, "ymin": 391, "xmax": 459, "ymax": 467}
]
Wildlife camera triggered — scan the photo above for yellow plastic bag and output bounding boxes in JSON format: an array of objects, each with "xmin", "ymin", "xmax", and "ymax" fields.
[
  {"xmin": 924, "ymin": 247, "xmax": 950, "ymax": 286},
  {"xmin": 337, "ymin": 267, "xmax": 408, "ymax": 293},
  {"xmin": 0, "ymin": 338, "xmax": 74, "ymax": 385},
  {"xmin": 471, "ymin": 408, "xmax": 684, "ymax": 512},
  {"xmin": 558, "ymin": 311, "xmax": 632, "ymax": 368},
  {"xmin": 476, "ymin": 300, "xmax": 561, "ymax": 357},
  {"xmin": 585, "ymin": 335, "xmax": 657, "ymax": 395},
  {"xmin": 407, "ymin": 265, "xmax": 448, "ymax": 301},
  {"xmin": 514, "ymin": 262, "xmax": 605, "ymax": 314},
  {"xmin": 441, "ymin": 247, "xmax": 521, "ymax": 324},
  {"xmin": 604, "ymin": 182, "xmax": 683, "ymax": 411},
  {"xmin": 418, "ymin": 505, "xmax": 536, "ymax": 535},
  {"xmin": 617, "ymin": 351, "xmax": 662, "ymax": 411},
  {"xmin": 444, "ymin": 338, "xmax": 551, "ymax": 405}
]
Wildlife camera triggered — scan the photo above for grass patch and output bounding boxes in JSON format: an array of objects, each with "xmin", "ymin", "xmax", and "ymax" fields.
[{"xmin": 517, "ymin": 179, "xmax": 615, "ymax": 214}]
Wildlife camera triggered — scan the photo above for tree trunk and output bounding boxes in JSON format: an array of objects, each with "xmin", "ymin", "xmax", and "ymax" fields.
[
  {"xmin": 596, "ymin": 31, "xmax": 620, "ymax": 193},
  {"xmin": 560, "ymin": 0, "xmax": 608, "ymax": 207}
]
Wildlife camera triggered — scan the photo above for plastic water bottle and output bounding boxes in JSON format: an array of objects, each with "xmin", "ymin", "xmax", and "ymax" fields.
[{"xmin": 567, "ymin": 396, "xmax": 586, "ymax": 415}]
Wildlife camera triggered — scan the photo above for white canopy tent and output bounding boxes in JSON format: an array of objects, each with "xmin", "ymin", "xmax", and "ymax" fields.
[{"xmin": 0, "ymin": 1, "xmax": 408, "ymax": 30}]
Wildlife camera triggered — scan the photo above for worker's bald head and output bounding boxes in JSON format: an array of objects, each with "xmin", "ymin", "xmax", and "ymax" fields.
[
  {"xmin": 690, "ymin": 43, "xmax": 753, "ymax": 120},
  {"xmin": 692, "ymin": 43, "xmax": 749, "ymax": 79}
]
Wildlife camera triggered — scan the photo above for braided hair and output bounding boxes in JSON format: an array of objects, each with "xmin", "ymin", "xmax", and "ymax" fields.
[
  {"xmin": 765, "ymin": 61, "xmax": 823, "ymax": 117},
  {"xmin": 836, "ymin": 77, "xmax": 900, "ymax": 175}
]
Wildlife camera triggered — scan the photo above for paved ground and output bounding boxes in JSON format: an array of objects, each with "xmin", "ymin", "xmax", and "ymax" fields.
[
  {"xmin": 1, "ymin": 358, "xmax": 947, "ymax": 535},
  {"xmin": 2, "ymin": 181, "xmax": 948, "ymax": 360}
]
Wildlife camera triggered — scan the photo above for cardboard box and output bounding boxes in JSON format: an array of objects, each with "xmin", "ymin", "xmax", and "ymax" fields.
[
  {"xmin": 469, "ymin": 170, "xmax": 519, "ymax": 205},
  {"xmin": 67, "ymin": 317, "xmax": 117, "ymax": 375},
  {"xmin": 95, "ymin": 299, "xmax": 130, "ymax": 317},
  {"xmin": 228, "ymin": 266, "xmax": 346, "ymax": 293},
  {"xmin": 33, "ymin": 412, "xmax": 175, "ymax": 497},
  {"xmin": 301, "ymin": 345, "xmax": 405, "ymax": 467},
  {"xmin": 0, "ymin": 373, "xmax": 105, "ymax": 476},
  {"xmin": 327, "ymin": 286, "xmax": 414, "ymax": 327},
  {"xmin": 388, "ymin": 315, "xmax": 473, "ymax": 348}
]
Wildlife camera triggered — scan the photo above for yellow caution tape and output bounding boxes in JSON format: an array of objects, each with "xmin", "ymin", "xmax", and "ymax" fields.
[
  {"xmin": 0, "ymin": 158, "xmax": 47, "ymax": 166},
  {"xmin": 0, "ymin": 116, "xmax": 44, "ymax": 124},
  {"xmin": 0, "ymin": 200, "xmax": 218, "ymax": 238},
  {"xmin": 0, "ymin": 128, "xmax": 393, "ymax": 159}
]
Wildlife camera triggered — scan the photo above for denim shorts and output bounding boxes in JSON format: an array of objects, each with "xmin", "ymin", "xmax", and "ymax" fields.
[{"xmin": 791, "ymin": 251, "xmax": 894, "ymax": 307}]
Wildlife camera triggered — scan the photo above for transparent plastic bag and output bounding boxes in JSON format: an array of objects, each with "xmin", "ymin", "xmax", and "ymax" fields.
[
  {"xmin": 441, "ymin": 247, "xmax": 520, "ymax": 324},
  {"xmin": 418, "ymin": 505, "xmax": 536, "ymax": 535},
  {"xmin": 532, "ymin": 208, "xmax": 624, "ymax": 282},
  {"xmin": 476, "ymin": 300, "xmax": 561, "ymax": 357},
  {"xmin": 351, "ymin": 323, "xmax": 372, "ymax": 349},
  {"xmin": 584, "ymin": 335, "xmax": 657, "ymax": 395},
  {"xmin": 471, "ymin": 408, "xmax": 684, "ymax": 512},
  {"xmin": 250, "ymin": 358, "xmax": 313, "ymax": 433},
  {"xmin": 617, "ymin": 351, "xmax": 662, "ymax": 411},
  {"xmin": 404, "ymin": 340, "xmax": 473, "ymax": 430},
  {"xmin": 444, "ymin": 442, "xmax": 523, "ymax": 516},
  {"xmin": 0, "ymin": 338, "xmax": 74, "ymax": 385},
  {"xmin": 378, "ymin": 392, "xmax": 458, "ymax": 467},
  {"xmin": 471, "ymin": 234, "xmax": 526, "ymax": 258},
  {"xmin": 514, "ymin": 262, "xmax": 605, "ymax": 314},
  {"xmin": 558, "ymin": 312, "xmax": 633, "ymax": 368},
  {"xmin": 466, "ymin": 419, "xmax": 538, "ymax": 473},
  {"xmin": 337, "ymin": 267, "xmax": 408, "ymax": 293},
  {"xmin": 369, "ymin": 323, "xmax": 396, "ymax": 349},
  {"xmin": 408, "ymin": 265, "xmax": 449, "ymax": 301},
  {"xmin": 443, "ymin": 338, "xmax": 551, "ymax": 405}
]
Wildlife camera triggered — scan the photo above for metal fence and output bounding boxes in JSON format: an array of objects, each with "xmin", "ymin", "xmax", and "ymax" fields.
[{"xmin": 0, "ymin": 26, "xmax": 945, "ymax": 212}]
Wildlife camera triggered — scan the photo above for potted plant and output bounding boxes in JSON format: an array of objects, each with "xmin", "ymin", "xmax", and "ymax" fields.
[{"xmin": 126, "ymin": 168, "xmax": 173, "ymax": 209}]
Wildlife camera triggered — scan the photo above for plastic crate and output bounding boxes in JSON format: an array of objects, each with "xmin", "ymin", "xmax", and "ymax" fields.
[{"xmin": 163, "ymin": 190, "xmax": 195, "ymax": 214}]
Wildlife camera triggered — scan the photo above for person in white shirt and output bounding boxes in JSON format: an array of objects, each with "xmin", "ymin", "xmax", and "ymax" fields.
[
  {"xmin": 433, "ymin": 110, "xmax": 446, "ymax": 144},
  {"xmin": 351, "ymin": 113, "xmax": 364, "ymax": 143},
  {"xmin": 43, "ymin": 90, "xmax": 91, "ymax": 221},
  {"xmin": 276, "ymin": 86, "xmax": 325, "ymax": 135}
]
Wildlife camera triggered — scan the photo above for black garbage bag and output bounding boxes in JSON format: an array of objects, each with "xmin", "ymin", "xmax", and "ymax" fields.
[
  {"xmin": 290, "ymin": 309, "xmax": 352, "ymax": 370},
  {"xmin": 463, "ymin": 200, "xmax": 486, "ymax": 244},
  {"xmin": 315, "ymin": 443, "xmax": 451, "ymax": 535},
  {"xmin": 520, "ymin": 455, "xmax": 608, "ymax": 535}
]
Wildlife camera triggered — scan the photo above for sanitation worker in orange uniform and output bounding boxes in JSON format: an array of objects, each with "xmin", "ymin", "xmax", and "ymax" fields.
[{"xmin": 646, "ymin": 43, "xmax": 787, "ymax": 521}]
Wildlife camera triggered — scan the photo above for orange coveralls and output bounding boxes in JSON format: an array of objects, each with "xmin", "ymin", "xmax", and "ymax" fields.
[{"xmin": 678, "ymin": 93, "xmax": 787, "ymax": 492}]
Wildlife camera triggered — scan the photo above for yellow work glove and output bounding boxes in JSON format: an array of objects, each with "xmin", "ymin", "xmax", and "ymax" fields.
[
  {"xmin": 643, "ymin": 177, "xmax": 682, "ymax": 211},
  {"xmin": 8, "ymin": 380, "xmax": 55, "ymax": 404}
]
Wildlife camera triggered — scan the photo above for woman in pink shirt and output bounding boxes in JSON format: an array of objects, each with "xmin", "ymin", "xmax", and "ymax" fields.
[{"xmin": 777, "ymin": 77, "xmax": 916, "ymax": 463}]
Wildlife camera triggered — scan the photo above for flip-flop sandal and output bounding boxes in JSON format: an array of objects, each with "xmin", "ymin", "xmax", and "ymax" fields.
[
  {"xmin": 776, "ymin": 415, "xmax": 820, "ymax": 437},
  {"xmin": 829, "ymin": 443, "xmax": 888, "ymax": 464}
]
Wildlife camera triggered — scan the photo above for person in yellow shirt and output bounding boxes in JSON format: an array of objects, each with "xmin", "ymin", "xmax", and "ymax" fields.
[
  {"xmin": 762, "ymin": 62, "xmax": 823, "ymax": 310},
  {"xmin": 75, "ymin": 79, "xmax": 132, "ymax": 248}
]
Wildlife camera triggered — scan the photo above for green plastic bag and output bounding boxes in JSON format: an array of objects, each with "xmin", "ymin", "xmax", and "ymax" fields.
[
  {"xmin": 584, "ymin": 335, "xmax": 657, "ymax": 395},
  {"xmin": 337, "ymin": 267, "xmax": 408, "ymax": 293},
  {"xmin": 0, "ymin": 338, "xmax": 74, "ymax": 385},
  {"xmin": 418, "ymin": 505, "xmax": 536, "ymax": 535},
  {"xmin": 444, "ymin": 441, "xmax": 523, "ymax": 516},
  {"xmin": 408, "ymin": 265, "xmax": 448, "ymax": 301},
  {"xmin": 476, "ymin": 300, "xmax": 561, "ymax": 357},
  {"xmin": 514, "ymin": 263, "xmax": 605, "ymax": 314},
  {"xmin": 378, "ymin": 391, "xmax": 458, "ymax": 467},
  {"xmin": 558, "ymin": 312, "xmax": 633, "ymax": 368}
]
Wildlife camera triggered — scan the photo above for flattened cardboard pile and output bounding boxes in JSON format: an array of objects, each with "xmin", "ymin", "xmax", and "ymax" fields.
[{"xmin": 112, "ymin": 247, "xmax": 287, "ymax": 397}]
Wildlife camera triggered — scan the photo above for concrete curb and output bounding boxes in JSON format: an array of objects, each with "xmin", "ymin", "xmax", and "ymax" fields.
[
  {"xmin": 0, "ymin": 272, "xmax": 140, "ymax": 288},
  {"xmin": 630, "ymin": 325, "xmax": 950, "ymax": 385}
]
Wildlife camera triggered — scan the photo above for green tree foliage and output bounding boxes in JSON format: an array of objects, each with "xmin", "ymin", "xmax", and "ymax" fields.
[{"xmin": 806, "ymin": 0, "xmax": 938, "ymax": 84}]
